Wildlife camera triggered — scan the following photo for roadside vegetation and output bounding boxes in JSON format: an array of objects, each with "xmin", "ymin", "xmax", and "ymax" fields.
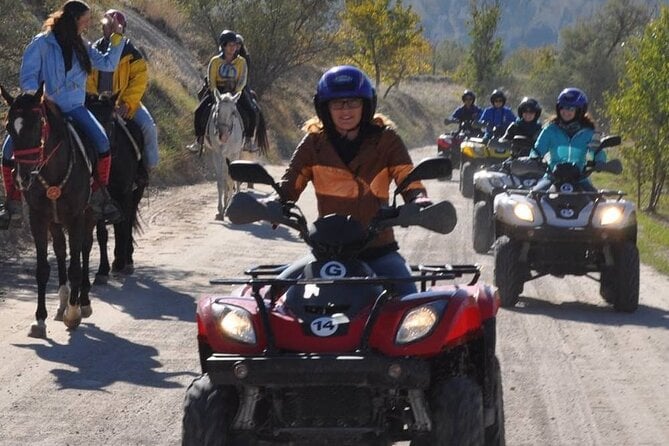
[{"xmin": 1, "ymin": 0, "xmax": 668, "ymax": 272}]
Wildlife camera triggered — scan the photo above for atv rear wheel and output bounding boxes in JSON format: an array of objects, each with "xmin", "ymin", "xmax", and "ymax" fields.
[
  {"xmin": 609, "ymin": 241, "xmax": 640, "ymax": 312},
  {"xmin": 460, "ymin": 162, "xmax": 475, "ymax": 199},
  {"xmin": 182, "ymin": 374, "xmax": 237, "ymax": 446},
  {"xmin": 473, "ymin": 201, "xmax": 494, "ymax": 254},
  {"xmin": 494, "ymin": 236, "xmax": 526, "ymax": 307},
  {"xmin": 485, "ymin": 357, "xmax": 505, "ymax": 446},
  {"xmin": 410, "ymin": 377, "xmax": 484, "ymax": 445}
]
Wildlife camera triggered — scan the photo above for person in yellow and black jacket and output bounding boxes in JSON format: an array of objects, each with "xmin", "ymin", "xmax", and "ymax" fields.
[
  {"xmin": 187, "ymin": 29, "xmax": 253, "ymax": 153},
  {"xmin": 86, "ymin": 9, "xmax": 158, "ymax": 176}
]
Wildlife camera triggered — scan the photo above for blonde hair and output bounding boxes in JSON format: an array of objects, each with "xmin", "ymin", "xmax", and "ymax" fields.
[{"xmin": 301, "ymin": 113, "xmax": 395, "ymax": 134}]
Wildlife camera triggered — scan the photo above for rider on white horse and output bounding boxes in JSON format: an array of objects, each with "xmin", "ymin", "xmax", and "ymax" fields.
[{"xmin": 187, "ymin": 30, "xmax": 254, "ymax": 153}]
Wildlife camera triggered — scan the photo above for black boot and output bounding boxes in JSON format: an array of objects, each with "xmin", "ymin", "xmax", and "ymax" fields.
[{"xmin": 91, "ymin": 187, "xmax": 123, "ymax": 224}]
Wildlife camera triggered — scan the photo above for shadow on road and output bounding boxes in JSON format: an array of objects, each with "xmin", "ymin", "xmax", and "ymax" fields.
[
  {"xmin": 13, "ymin": 323, "xmax": 198, "ymax": 391},
  {"xmin": 506, "ymin": 295, "xmax": 669, "ymax": 330},
  {"xmin": 93, "ymin": 266, "xmax": 197, "ymax": 322}
]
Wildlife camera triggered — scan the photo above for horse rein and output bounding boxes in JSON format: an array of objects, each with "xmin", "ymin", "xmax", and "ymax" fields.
[{"xmin": 12, "ymin": 102, "xmax": 74, "ymax": 221}]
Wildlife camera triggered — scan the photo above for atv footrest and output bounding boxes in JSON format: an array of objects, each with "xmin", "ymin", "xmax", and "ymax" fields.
[{"xmin": 207, "ymin": 354, "xmax": 430, "ymax": 388}]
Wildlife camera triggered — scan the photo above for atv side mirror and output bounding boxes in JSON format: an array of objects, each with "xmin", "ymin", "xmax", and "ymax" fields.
[
  {"xmin": 596, "ymin": 159, "xmax": 623, "ymax": 175},
  {"xmin": 599, "ymin": 135, "xmax": 621, "ymax": 149},
  {"xmin": 395, "ymin": 157, "xmax": 452, "ymax": 195},
  {"xmin": 228, "ymin": 159, "xmax": 283, "ymax": 196}
]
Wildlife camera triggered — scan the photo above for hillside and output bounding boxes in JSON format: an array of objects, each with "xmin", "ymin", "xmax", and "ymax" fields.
[{"xmin": 407, "ymin": 0, "xmax": 666, "ymax": 49}]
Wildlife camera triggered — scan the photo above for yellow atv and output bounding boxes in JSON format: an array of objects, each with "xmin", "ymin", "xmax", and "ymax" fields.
[{"xmin": 459, "ymin": 132, "xmax": 511, "ymax": 199}]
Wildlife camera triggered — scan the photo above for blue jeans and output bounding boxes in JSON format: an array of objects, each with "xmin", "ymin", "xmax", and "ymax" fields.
[
  {"xmin": 2, "ymin": 105, "xmax": 109, "ymax": 161},
  {"xmin": 133, "ymin": 104, "xmax": 159, "ymax": 169},
  {"xmin": 278, "ymin": 251, "xmax": 417, "ymax": 296}
]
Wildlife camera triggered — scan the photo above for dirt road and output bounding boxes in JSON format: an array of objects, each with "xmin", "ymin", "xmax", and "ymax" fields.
[{"xmin": 0, "ymin": 145, "xmax": 667, "ymax": 445}]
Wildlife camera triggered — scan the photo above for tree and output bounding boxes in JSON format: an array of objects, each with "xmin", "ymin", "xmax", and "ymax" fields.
[
  {"xmin": 557, "ymin": 0, "xmax": 652, "ymax": 117},
  {"xmin": 338, "ymin": 0, "xmax": 431, "ymax": 98},
  {"xmin": 459, "ymin": 0, "xmax": 504, "ymax": 96},
  {"xmin": 178, "ymin": 0, "xmax": 340, "ymax": 97},
  {"xmin": 606, "ymin": 6, "xmax": 669, "ymax": 212}
]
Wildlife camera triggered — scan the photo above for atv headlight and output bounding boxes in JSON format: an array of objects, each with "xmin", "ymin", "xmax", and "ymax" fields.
[
  {"xmin": 396, "ymin": 304, "xmax": 439, "ymax": 344},
  {"xmin": 513, "ymin": 202, "xmax": 534, "ymax": 222},
  {"xmin": 600, "ymin": 205, "xmax": 624, "ymax": 226},
  {"xmin": 219, "ymin": 305, "xmax": 256, "ymax": 344}
]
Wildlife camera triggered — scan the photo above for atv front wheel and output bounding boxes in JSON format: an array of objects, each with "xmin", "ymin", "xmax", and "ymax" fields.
[
  {"xmin": 485, "ymin": 357, "xmax": 506, "ymax": 446},
  {"xmin": 610, "ymin": 241, "xmax": 640, "ymax": 312},
  {"xmin": 473, "ymin": 201, "xmax": 494, "ymax": 254},
  {"xmin": 182, "ymin": 374, "xmax": 237, "ymax": 446},
  {"xmin": 460, "ymin": 162, "xmax": 475, "ymax": 199},
  {"xmin": 411, "ymin": 377, "xmax": 484, "ymax": 445},
  {"xmin": 494, "ymin": 236, "xmax": 526, "ymax": 307}
]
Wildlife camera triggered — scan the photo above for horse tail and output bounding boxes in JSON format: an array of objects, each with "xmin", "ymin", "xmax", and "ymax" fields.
[
  {"xmin": 131, "ymin": 184, "xmax": 145, "ymax": 236},
  {"xmin": 254, "ymin": 108, "xmax": 270, "ymax": 157}
]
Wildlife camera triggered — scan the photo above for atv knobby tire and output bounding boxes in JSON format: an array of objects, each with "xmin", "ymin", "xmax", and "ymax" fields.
[
  {"xmin": 485, "ymin": 356, "xmax": 506, "ymax": 446},
  {"xmin": 473, "ymin": 200, "xmax": 494, "ymax": 254},
  {"xmin": 411, "ymin": 377, "xmax": 484, "ymax": 445},
  {"xmin": 494, "ymin": 236, "xmax": 526, "ymax": 307},
  {"xmin": 460, "ymin": 162, "xmax": 475, "ymax": 199},
  {"xmin": 609, "ymin": 241, "xmax": 640, "ymax": 312},
  {"xmin": 182, "ymin": 374, "xmax": 236, "ymax": 446}
]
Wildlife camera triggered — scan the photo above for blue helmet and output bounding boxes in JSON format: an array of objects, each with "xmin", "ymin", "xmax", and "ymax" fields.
[
  {"xmin": 314, "ymin": 65, "xmax": 377, "ymax": 128},
  {"xmin": 557, "ymin": 87, "xmax": 588, "ymax": 115}
]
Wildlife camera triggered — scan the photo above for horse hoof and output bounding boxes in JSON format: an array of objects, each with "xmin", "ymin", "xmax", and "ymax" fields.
[
  {"xmin": 124, "ymin": 263, "xmax": 134, "ymax": 275},
  {"xmin": 215, "ymin": 213, "xmax": 225, "ymax": 221},
  {"xmin": 54, "ymin": 307, "xmax": 65, "ymax": 321},
  {"xmin": 81, "ymin": 305, "xmax": 92, "ymax": 318},
  {"xmin": 28, "ymin": 321, "xmax": 47, "ymax": 338},
  {"xmin": 63, "ymin": 304, "xmax": 82, "ymax": 329},
  {"xmin": 94, "ymin": 274, "xmax": 109, "ymax": 285}
]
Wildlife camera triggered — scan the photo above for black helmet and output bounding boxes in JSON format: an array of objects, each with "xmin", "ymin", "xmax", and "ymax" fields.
[
  {"xmin": 517, "ymin": 97, "xmax": 542, "ymax": 119},
  {"xmin": 462, "ymin": 90, "xmax": 476, "ymax": 102},
  {"xmin": 490, "ymin": 89, "xmax": 506, "ymax": 105},
  {"xmin": 218, "ymin": 30, "xmax": 238, "ymax": 48}
]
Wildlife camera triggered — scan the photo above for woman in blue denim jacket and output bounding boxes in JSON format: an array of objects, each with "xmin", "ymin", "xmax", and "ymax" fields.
[
  {"xmin": 1, "ymin": 0, "xmax": 126, "ymax": 222},
  {"xmin": 530, "ymin": 87, "xmax": 605, "ymax": 191}
]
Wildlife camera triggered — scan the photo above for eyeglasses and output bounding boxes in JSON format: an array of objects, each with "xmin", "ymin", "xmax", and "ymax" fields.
[{"xmin": 328, "ymin": 98, "xmax": 364, "ymax": 110}]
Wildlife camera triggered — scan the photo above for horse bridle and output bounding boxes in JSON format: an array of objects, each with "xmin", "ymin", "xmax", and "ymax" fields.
[{"xmin": 10, "ymin": 102, "xmax": 73, "ymax": 208}]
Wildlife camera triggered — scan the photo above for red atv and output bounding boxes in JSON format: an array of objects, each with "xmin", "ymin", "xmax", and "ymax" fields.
[
  {"xmin": 182, "ymin": 157, "xmax": 504, "ymax": 446},
  {"xmin": 437, "ymin": 118, "xmax": 482, "ymax": 174}
]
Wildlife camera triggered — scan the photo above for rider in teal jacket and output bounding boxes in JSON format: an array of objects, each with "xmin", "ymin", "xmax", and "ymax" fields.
[{"xmin": 530, "ymin": 87, "xmax": 605, "ymax": 191}]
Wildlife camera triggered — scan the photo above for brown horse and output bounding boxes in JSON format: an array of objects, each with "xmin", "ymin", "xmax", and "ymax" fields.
[{"xmin": 1, "ymin": 84, "xmax": 96, "ymax": 338}]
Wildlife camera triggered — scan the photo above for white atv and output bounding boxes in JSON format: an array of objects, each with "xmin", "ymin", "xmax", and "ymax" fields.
[
  {"xmin": 472, "ymin": 136, "xmax": 544, "ymax": 253},
  {"xmin": 493, "ymin": 135, "xmax": 639, "ymax": 312}
]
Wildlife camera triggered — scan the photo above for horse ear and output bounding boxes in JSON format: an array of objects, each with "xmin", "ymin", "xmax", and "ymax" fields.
[
  {"xmin": 0, "ymin": 84, "xmax": 14, "ymax": 106},
  {"xmin": 111, "ymin": 91, "xmax": 120, "ymax": 104},
  {"xmin": 232, "ymin": 91, "xmax": 242, "ymax": 103},
  {"xmin": 36, "ymin": 82, "xmax": 44, "ymax": 101},
  {"xmin": 213, "ymin": 88, "xmax": 222, "ymax": 102}
]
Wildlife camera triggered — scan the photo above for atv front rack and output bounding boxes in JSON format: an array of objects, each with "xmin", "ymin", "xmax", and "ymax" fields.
[
  {"xmin": 504, "ymin": 188, "xmax": 627, "ymax": 200},
  {"xmin": 209, "ymin": 264, "xmax": 482, "ymax": 354},
  {"xmin": 210, "ymin": 263, "xmax": 481, "ymax": 289}
]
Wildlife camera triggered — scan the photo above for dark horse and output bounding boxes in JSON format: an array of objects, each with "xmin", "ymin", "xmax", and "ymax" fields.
[
  {"xmin": 86, "ymin": 94, "xmax": 145, "ymax": 283},
  {"xmin": 1, "ymin": 84, "xmax": 96, "ymax": 338}
]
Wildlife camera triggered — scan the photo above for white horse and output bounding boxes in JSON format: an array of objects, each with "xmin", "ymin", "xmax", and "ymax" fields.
[{"xmin": 205, "ymin": 89, "xmax": 245, "ymax": 220}]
